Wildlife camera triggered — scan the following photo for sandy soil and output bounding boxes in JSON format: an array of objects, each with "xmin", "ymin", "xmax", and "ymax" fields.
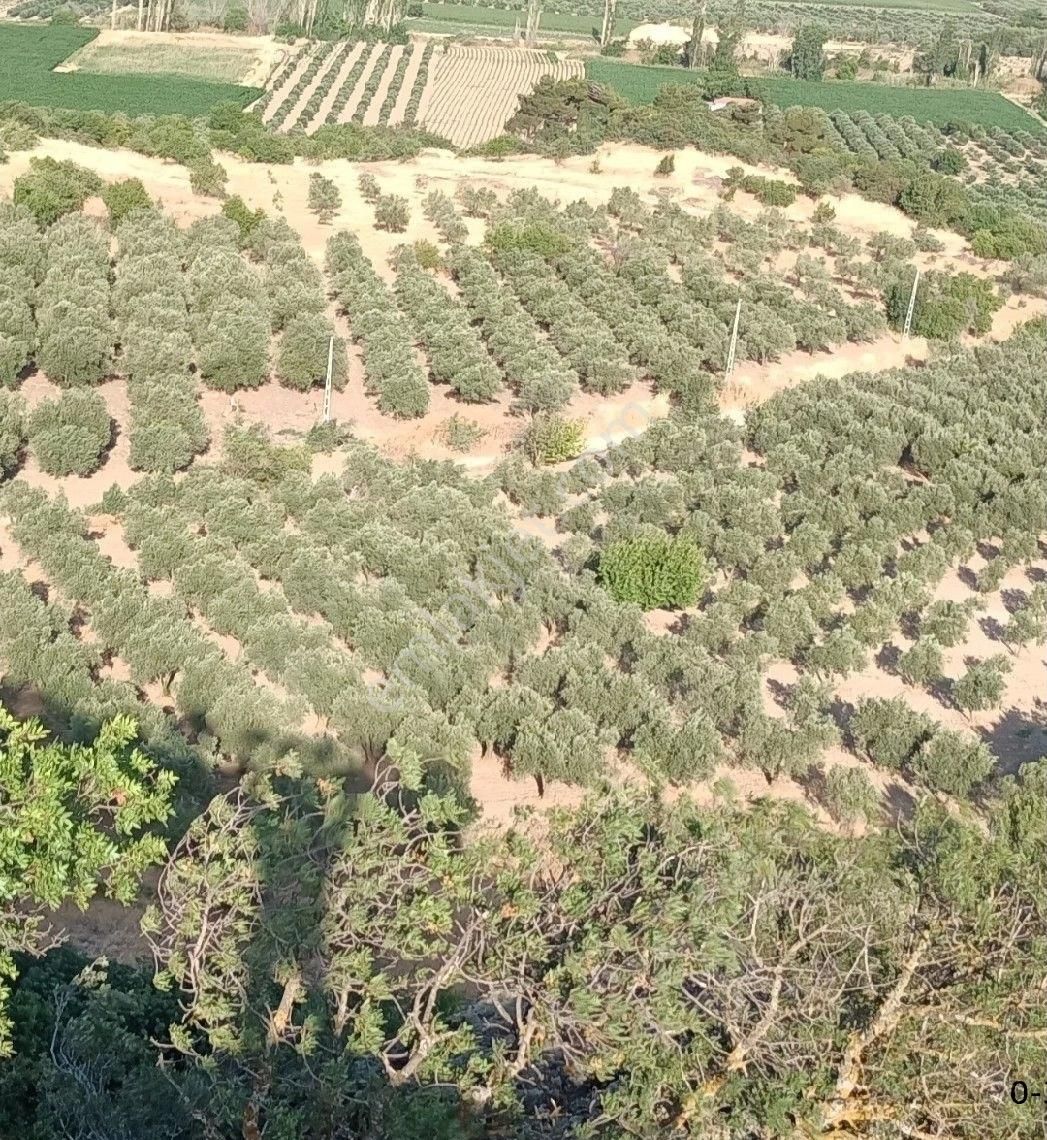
[
  {"xmin": 282, "ymin": 41, "xmax": 348, "ymax": 133},
  {"xmin": 261, "ymin": 41, "xmax": 317, "ymax": 123},
  {"xmin": 0, "ymin": 135, "xmax": 1016, "ymax": 463},
  {"xmin": 338, "ymin": 42, "xmax": 384, "ymax": 124}
]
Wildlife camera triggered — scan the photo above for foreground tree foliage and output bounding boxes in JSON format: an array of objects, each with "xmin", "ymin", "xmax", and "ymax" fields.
[
  {"xmin": 5, "ymin": 757, "xmax": 1047, "ymax": 1137},
  {"xmin": 0, "ymin": 707, "xmax": 174, "ymax": 1057}
]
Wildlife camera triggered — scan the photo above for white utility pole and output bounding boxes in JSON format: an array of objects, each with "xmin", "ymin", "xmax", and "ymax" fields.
[
  {"xmin": 902, "ymin": 267, "xmax": 920, "ymax": 339},
  {"xmin": 725, "ymin": 298, "xmax": 742, "ymax": 381},
  {"xmin": 322, "ymin": 336, "xmax": 334, "ymax": 424}
]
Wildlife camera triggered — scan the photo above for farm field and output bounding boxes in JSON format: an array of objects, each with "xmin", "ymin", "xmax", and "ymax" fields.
[
  {"xmin": 254, "ymin": 39, "xmax": 581, "ymax": 143},
  {"xmin": 586, "ymin": 57, "xmax": 1047, "ymax": 130},
  {"xmin": 254, "ymin": 38, "xmax": 438, "ymax": 133},
  {"xmin": 4, "ymin": 14, "xmax": 1047, "ymax": 1132},
  {"xmin": 0, "ymin": 23, "xmax": 260, "ymax": 115},
  {"xmin": 421, "ymin": 44, "xmax": 583, "ymax": 146},
  {"xmin": 59, "ymin": 29, "xmax": 282, "ymax": 86}
]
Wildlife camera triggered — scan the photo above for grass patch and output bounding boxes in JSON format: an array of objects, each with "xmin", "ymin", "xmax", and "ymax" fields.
[
  {"xmin": 69, "ymin": 40, "xmax": 260, "ymax": 84},
  {"xmin": 586, "ymin": 58, "xmax": 1046, "ymax": 132},
  {"xmin": 0, "ymin": 24, "xmax": 259, "ymax": 116},
  {"xmin": 415, "ymin": 3, "xmax": 635, "ymax": 36}
]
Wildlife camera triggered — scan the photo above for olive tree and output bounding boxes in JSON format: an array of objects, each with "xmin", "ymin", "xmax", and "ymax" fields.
[
  {"xmin": 277, "ymin": 316, "xmax": 346, "ymax": 392},
  {"xmin": 26, "ymin": 389, "xmax": 112, "ymax": 476}
]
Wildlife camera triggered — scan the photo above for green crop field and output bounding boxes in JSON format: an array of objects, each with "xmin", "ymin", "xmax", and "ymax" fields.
[
  {"xmin": 415, "ymin": 3, "xmax": 635, "ymax": 36},
  {"xmin": 586, "ymin": 59, "xmax": 1045, "ymax": 132},
  {"xmin": 0, "ymin": 24, "xmax": 260, "ymax": 117}
]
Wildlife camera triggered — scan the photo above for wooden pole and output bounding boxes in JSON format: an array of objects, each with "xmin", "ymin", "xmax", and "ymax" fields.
[
  {"xmin": 322, "ymin": 335, "xmax": 334, "ymax": 424},
  {"xmin": 903, "ymin": 267, "xmax": 920, "ymax": 339},
  {"xmin": 725, "ymin": 298, "xmax": 741, "ymax": 381}
]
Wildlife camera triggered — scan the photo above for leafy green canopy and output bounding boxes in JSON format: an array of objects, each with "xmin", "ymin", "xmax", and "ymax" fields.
[
  {"xmin": 0, "ymin": 707, "xmax": 174, "ymax": 1055},
  {"xmin": 599, "ymin": 534, "xmax": 707, "ymax": 609},
  {"xmin": 8, "ymin": 756, "xmax": 1046, "ymax": 1138}
]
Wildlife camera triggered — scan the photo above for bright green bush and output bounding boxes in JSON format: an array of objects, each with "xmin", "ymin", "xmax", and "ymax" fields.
[
  {"xmin": 101, "ymin": 178, "xmax": 151, "ymax": 226},
  {"xmin": 523, "ymin": 414, "xmax": 585, "ymax": 465},
  {"xmin": 598, "ymin": 534, "xmax": 706, "ymax": 610},
  {"xmin": 220, "ymin": 195, "xmax": 266, "ymax": 243},
  {"xmin": 13, "ymin": 157, "xmax": 102, "ymax": 226},
  {"xmin": 26, "ymin": 388, "xmax": 111, "ymax": 476}
]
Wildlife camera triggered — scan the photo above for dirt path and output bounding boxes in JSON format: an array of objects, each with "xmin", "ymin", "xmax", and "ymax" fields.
[
  {"xmin": 261, "ymin": 42, "xmax": 316, "ymax": 124},
  {"xmin": 337, "ymin": 42, "xmax": 383, "ymax": 124},
  {"xmin": 388, "ymin": 40, "xmax": 425, "ymax": 126},
  {"xmin": 308, "ymin": 40, "xmax": 365, "ymax": 131},
  {"xmin": 363, "ymin": 44, "xmax": 404, "ymax": 127}
]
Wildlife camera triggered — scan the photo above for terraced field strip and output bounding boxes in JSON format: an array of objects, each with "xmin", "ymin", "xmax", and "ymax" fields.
[
  {"xmin": 388, "ymin": 40, "xmax": 427, "ymax": 125},
  {"xmin": 261, "ymin": 40, "xmax": 319, "ymax": 123},
  {"xmin": 421, "ymin": 45, "xmax": 582, "ymax": 147},
  {"xmin": 283, "ymin": 39, "xmax": 351, "ymax": 130},
  {"xmin": 337, "ymin": 41, "xmax": 384, "ymax": 124},
  {"xmin": 414, "ymin": 43, "xmax": 441, "ymax": 125},
  {"xmin": 308, "ymin": 39, "xmax": 365, "ymax": 129},
  {"xmin": 363, "ymin": 43, "xmax": 404, "ymax": 125}
]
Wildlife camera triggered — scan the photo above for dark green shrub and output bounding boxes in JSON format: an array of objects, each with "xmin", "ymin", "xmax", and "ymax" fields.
[{"xmin": 221, "ymin": 195, "xmax": 266, "ymax": 243}]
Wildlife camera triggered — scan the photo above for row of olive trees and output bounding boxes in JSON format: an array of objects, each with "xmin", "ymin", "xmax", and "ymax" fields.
[
  {"xmin": 326, "ymin": 231, "xmax": 429, "ymax": 418},
  {"xmin": 391, "ymin": 245, "xmax": 502, "ymax": 403},
  {"xmin": 36, "ymin": 215, "xmax": 113, "ymax": 387},
  {"xmin": 448, "ymin": 245, "xmax": 579, "ymax": 413},
  {"xmin": 188, "ymin": 233, "xmax": 269, "ymax": 393},
  {"xmin": 2, "ymin": 482, "xmax": 316, "ymax": 771},
  {"xmin": 251, "ymin": 217, "xmax": 347, "ymax": 394},
  {"xmin": 0, "ymin": 203, "xmax": 42, "ymax": 387},
  {"xmin": 114, "ymin": 209, "xmax": 208, "ymax": 473}
]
